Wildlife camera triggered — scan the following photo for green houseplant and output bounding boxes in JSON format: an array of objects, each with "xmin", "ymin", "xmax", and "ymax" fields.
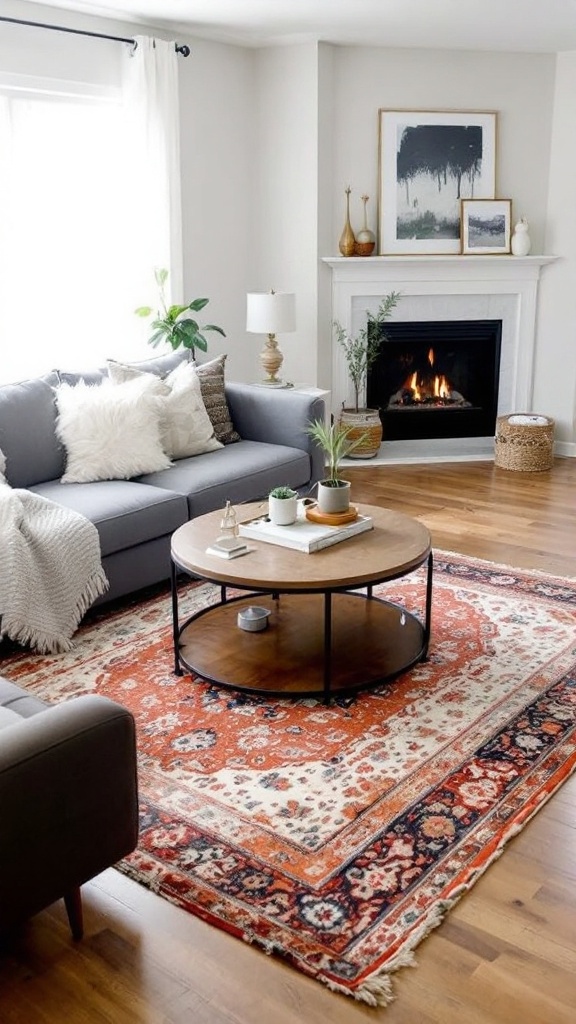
[
  {"xmin": 135, "ymin": 268, "xmax": 226, "ymax": 355},
  {"xmin": 305, "ymin": 418, "xmax": 368, "ymax": 514},
  {"xmin": 333, "ymin": 290, "xmax": 400, "ymax": 458}
]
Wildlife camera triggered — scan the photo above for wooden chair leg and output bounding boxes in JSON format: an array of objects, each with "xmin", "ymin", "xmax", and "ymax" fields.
[{"xmin": 63, "ymin": 886, "xmax": 83, "ymax": 940}]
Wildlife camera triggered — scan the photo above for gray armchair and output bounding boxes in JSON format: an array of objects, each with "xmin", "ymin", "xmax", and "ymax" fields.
[{"xmin": 0, "ymin": 676, "xmax": 138, "ymax": 939}]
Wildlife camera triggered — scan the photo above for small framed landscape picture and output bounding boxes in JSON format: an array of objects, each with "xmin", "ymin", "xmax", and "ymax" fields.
[{"xmin": 460, "ymin": 198, "xmax": 512, "ymax": 255}]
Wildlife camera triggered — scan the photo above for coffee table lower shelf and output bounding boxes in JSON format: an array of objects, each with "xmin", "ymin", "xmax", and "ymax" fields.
[{"xmin": 176, "ymin": 591, "xmax": 427, "ymax": 700}]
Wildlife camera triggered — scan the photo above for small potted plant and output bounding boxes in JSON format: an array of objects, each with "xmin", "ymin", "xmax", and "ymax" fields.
[
  {"xmin": 268, "ymin": 486, "xmax": 299, "ymax": 525},
  {"xmin": 333, "ymin": 290, "xmax": 400, "ymax": 458},
  {"xmin": 305, "ymin": 419, "xmax": 368, "ymax": 514},
  {"xmin": 135, "ymin": 268, "xmax": 226, "ymax": 356}
]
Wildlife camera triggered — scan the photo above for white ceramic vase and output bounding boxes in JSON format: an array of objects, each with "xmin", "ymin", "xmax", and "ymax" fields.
[{"xmin": 511, "ymin": 218, "xmax": 531, "ymax": 257}]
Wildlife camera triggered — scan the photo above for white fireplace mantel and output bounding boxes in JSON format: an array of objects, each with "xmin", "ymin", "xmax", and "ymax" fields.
[{"xmin": 322, "ymin": 255, "xmax": 557, "ymax": 460}]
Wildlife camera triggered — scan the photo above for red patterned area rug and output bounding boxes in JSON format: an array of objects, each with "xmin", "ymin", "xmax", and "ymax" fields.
[{"xmin": 3, "ymin": 552, "xmax": 576, "ymax": 1006}]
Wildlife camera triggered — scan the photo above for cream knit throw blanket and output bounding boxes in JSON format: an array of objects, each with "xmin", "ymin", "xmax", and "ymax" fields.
[{"xmin": 0, "ymin": 484, "xmax": 109, "ymax": 653}]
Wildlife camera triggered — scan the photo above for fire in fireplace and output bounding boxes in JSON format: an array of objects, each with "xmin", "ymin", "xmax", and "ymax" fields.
[{"xmin": 366, "ymin": 319, "xmax": 502, "ymax": 441}]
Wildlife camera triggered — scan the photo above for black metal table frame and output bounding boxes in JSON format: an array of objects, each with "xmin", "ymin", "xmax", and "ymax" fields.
[{"xmin": 170, "ymin": 550, "xmax": 433, "ymax": 704}]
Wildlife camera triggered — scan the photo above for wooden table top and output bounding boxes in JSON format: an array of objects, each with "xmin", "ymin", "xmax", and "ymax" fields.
[{"xmin": 171, "ymin": 502, "xmax": 431, "ymax": 592}]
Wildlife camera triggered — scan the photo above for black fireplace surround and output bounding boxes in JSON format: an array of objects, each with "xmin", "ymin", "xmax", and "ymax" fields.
[{"xmin": 366, "ymin": 319, "xmax": 502, "ymax": 441}]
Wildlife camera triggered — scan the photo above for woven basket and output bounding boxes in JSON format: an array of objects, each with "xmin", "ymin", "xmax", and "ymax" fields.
[
  {"xmin": 339, "ymin": 409, "xmax": 383, "ymax": 459},
  {"xmin": 494, "ymin": 414, "xmax": 555, "ymax": 472}
]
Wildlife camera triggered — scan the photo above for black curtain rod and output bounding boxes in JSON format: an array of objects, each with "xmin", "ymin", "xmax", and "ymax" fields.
[{"xmin": 0, "ymin": 15, "xmax": 190, "ymax": 56}]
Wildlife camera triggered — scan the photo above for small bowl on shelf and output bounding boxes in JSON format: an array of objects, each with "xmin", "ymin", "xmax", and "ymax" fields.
[{"xmin": 237, "ymin": 606, "xmax": 271, "ymax": 632}]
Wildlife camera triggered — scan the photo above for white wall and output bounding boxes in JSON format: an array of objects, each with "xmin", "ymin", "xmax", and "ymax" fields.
[
  {"xmin": 177, "ymin": 38, "xmax": 254, "ymax": 382},
  {"xmin": 329, "ymin": 48, "xmax": 556, "ymax": 255},
  {"xmin": 537, "ymin": 52, "xmax": 576, "ymax": 441},
  {"xmin": 248, "ymin": 43, "xmax": 321, "ymax": 386}
]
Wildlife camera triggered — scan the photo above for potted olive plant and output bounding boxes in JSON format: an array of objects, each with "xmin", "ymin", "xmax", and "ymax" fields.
[
  {"xmin": 135, "ymin": 268, "xmax": 226, "ymax": 355},
  {"xmin": 268, "ymin": 486, "xmax": 298, "ymax": 525},
  {"xmin": 305, "ymin": 419, "xmax": 368, "ymax": 514},
  {"xmin": 333, "ymin": 290, "xmax": 400, "ymax": 458}
]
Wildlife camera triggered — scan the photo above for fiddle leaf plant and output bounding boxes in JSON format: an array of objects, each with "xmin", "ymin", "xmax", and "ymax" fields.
[{"xmin": 135, "ymin": 268, "xmax": 226, "ymax": 354}]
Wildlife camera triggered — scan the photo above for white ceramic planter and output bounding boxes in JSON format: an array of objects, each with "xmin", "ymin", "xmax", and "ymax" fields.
[
  {"xmin": 268, "ymin": 494, "xmax": 298, "ymax": 525},
  {"xmin": 317, "ymin": 479, "xmax": 351, "ymax": 514}
]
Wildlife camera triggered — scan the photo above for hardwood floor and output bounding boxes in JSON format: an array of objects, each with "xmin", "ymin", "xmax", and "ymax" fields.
[{"xmin": 1, "ymin": 457, "xmax": 575, "ymax": 1023}]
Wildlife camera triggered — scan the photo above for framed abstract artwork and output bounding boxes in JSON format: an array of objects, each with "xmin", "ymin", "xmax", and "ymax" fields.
[
  {"xmin": 378, "ymin": 109, "xmax": 497, "ymax": 255},
  {"xmin": 461, "ymin": 198, "xmax": 512, "ymax": 255}
]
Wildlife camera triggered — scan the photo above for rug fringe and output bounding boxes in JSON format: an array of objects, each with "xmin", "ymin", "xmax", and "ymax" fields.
[{"xmin": 347, "ymin": 896, "xmax": 460, "ymax": 1006}]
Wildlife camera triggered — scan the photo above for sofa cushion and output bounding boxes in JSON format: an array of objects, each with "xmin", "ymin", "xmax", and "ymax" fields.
[
  {"xmin": 0, "ymin": 372, "xmax": 64, "ymax": 488},
  {"xmin": 0, "ymin": 678, "xmax": 48, "ymax": 718},
  {"xmin": 107, "ymin": 349, "xmax": 188, "ymax": 378},
  {"xmin": 0, "ymin": 707, "xmax": 23, "ymax": 730},
  {"xmin": 56, "ymin": 367, "xmax": 107, "ymax": 386},
  {"xmin": 107, "ymin": 358, "xmax": 222, "ymax": 460},
  {"xmin": 32, "ymin": 479, "xmax": 188, "ymax": 557},
  {"xmin": 55, "ymin": 376, "xmax": 172, "ymax": 483},
  {"xmin": 138, "ymin": 439, "xmax": 310, "ymax": 518}
]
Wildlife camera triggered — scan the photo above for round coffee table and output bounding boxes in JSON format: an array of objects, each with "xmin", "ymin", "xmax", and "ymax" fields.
[{"xmin": 170, "ymin": 502, "xmax": 432, "ymax": 702}]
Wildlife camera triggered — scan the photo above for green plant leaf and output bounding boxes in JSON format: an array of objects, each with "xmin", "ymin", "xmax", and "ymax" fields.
[
  {"xmin": 167, "ymin": 304, "xmax": 191, "ymax": 321},
  {"xmin": 136, "ymin": 271, "xmax": 225, "ymax": 354},
  {"xmin": 149, "ymin": 329, "xmax": 167, "ymax": 348}
]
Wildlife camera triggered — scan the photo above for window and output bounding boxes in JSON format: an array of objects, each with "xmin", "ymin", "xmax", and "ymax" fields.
[{"xmin": 0, "ymin": 76, "xmax": 154, "ymax": 384}]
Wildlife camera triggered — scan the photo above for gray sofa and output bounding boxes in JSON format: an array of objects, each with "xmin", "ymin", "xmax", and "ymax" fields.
[
  {"xmin": 0, "ymin": 675, "xmax": 138, "ymax": 937},
  {"xmin": 0, "ymin": 351, "xmax": 325, "ymax": 604}
]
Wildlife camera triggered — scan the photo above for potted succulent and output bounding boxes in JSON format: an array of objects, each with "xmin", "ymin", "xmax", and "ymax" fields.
[
  {"xmin": 268, "ymin": 486, "xmax": 299, "ymax": 525},
  {"xmin": 135, "ymin": 268, "xmax": 226, "ymax": 355},
  {"xmin": 333, "ymin": 290, "xmax": 400, "ymax": 458},
  {"xmin": 305, "ymin": 419, "xmax": 368, "ymax": 514}
]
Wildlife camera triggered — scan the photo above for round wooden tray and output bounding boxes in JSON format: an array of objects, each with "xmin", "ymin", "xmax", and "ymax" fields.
[{"xmin": 305, "ymin": 504, "xmax": 359, "ymax": 526}]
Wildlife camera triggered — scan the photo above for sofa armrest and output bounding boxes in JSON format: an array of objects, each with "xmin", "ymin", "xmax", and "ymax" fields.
[
  {"xmin": 225, "ymin": 383, "xmax": 326, "ymax": 484},
  {"xmin": 0, "ymin": 695, "xmax": 138, "ymax": 928}
]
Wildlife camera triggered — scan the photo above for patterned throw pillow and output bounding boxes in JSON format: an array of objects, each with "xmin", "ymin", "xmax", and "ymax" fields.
[
  {"xmin": 107, "ymin": 358, "xmax": 223, "ymax": 460},
  {"xmin": 55, "ymin": 376, "xmax": 172, "ymax": 483},
  {"xmin": 194, "ymin": 354, "xmax": 240, "ymax": 445}
]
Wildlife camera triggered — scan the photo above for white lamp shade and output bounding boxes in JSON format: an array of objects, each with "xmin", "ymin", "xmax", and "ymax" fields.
[{"xmin": 246, "ymin": 292, "xmax": 296, "ymax": 334}]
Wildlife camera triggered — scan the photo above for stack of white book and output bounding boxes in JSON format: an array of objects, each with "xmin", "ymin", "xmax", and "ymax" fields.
[{"xmin": 238, "ymin": 508, "xmax": 373, "ymax": 553}]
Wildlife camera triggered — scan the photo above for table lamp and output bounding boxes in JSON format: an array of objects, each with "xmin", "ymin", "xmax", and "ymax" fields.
[{"xmin": 246, "ymin": 290, "xmax": 296, "ymax": 386}]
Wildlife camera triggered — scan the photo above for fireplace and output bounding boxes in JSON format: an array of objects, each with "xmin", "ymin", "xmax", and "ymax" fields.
[
  {"xmin": 323, "ymin": 254, "xmax": 554, "ymax": 461},
  {"xmin": 367, "ymin": 319, "xmax": 502, "ymax": 441}
]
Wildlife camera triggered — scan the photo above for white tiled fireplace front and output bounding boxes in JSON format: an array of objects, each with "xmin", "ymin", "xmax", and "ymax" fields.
[{"xmin": 323, "ymin": 255, "xmax": 555, "ymax": 463}]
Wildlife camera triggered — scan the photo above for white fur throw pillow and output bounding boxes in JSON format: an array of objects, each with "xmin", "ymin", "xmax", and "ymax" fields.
[
  {"xmin": 0, "ymin": 446, "xmax": 6, "ymax": 484},
  {"xmin": 107, "ymin": 358, "xmax": 223, "ymax": 459},
  {"xmin": 55, "ymin": 376, "xmax": 172, "ymax": 483}
]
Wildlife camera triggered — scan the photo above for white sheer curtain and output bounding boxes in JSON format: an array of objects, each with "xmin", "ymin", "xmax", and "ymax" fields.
[
  {"xmin": 0, "ymin": 37, "xmax": 182, "ymax": 385},
  {"xmin": 122, "ymin": 36, "xmax": 183, "ymax": 308}
]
